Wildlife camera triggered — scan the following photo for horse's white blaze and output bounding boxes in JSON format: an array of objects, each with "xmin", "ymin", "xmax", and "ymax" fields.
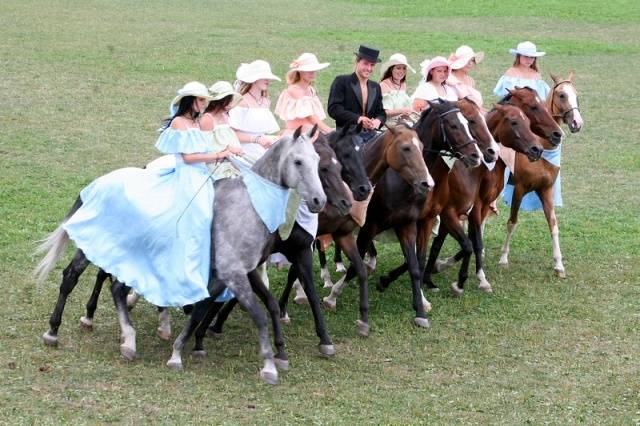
[
  {"xmin": 564, "ymin": 85, "xmax": 583, "ymax": 128},
  {"xmin": 331, "ymin": 157, "xmax": 338, "ymax": 165},
  {"xmin": 458, "ymin": 112, "xmax": 483, "ymax": 163},
  {"xmin": 412, "ymin": 137, "xmax": 421, "ymax": 150},
  {"xmin": 481, "ymin": 113, "xmax": 500, "ymax": 155}
]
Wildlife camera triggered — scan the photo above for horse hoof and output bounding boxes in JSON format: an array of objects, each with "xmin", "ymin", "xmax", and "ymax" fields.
[
  {"xmin": 555, "ymin": 268, "xmax": 566, "ymax": 279},
  {"xmin": 274, "ymin": 357, "xmax": 289, "ymax": 371},
  {"xmin": 42, "ymin": 331, "xmax": 58, "ymax": 347},
  {"xmin": 167, "ymin": 359, "xmax": 183, "ymax": 371},
  {"xmin": 498, "ymin": 260, "xmax": 509, "ymax": 268},
  {"xmin": 451, "ymin": 282, "xmax": 464, "ymax": 297},
  {"xmin": 120, "ymin": 345, "xmax": 136, "ymax": 361},
  {"xmin": 280, "ymin": 313, "xmax": 291, "ymax": 325},
  {"xmin": 294, "ymin": 295, "xmax": 308, "ymax": 305},
  {"xmin": 79, "ymin": 316, "xmax": 93, "ymax": 331},
  {"xmin": 414, "ymin": 317, "xmax": 430, "ymax": 329},
  {"xmin": 376, "ymin": 277, "xmax": 389, "ymax": 292},
  {"xmin": 156, "ymin": 328, "xmax": 171, "ymax": 341},
  {"xmin": 323, "ymin": 281, "xmax": 334, "ymax": 289},
  {"xmin": 478, "ymin": 282, "xmax": 493, "ymax": 293},
  {"xmin": 319, "ymin": 344, "xmax": 336, "ymax": 357},
  {"xmin": 323, "ymin": 297, "xmax": 336, "ymax": 311},
  {"xmin": 335, "ymin": 262, "xmax": 346, "ymax": 273},
  {"xmin": 207, "ymin": 329, "xmax": 223, "ymax": 339},
  {"xmin": 260, "ymin": 369, "xmax": 278, "ymax": 385},
  {"xmin": 192, "ymin": 350, "xmax": 206, "ymax": 360},
  {"xmin": 356, "ymin": 320, "xmax": 369, "ymax": 337}
]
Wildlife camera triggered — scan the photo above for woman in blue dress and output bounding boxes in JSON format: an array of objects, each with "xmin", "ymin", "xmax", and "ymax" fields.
[{"xmin": 63, "ymin": 82, "xmax": 235, "ymax": 307}]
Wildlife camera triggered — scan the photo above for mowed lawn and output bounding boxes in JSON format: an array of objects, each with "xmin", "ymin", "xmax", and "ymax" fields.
[{"xmin": 1, "ymin": 0, "xmax": 639, "ymax": 423}]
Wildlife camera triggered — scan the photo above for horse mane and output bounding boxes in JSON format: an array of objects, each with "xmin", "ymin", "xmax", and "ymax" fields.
[{"xmin": 498, "ymin": 86, "xmax": 536, "ymax": 105}]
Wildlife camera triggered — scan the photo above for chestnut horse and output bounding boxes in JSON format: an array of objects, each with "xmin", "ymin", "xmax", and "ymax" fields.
[
  {"xmin": 499, "ymin": 75, "xmax": 582, "ymax": 277},
  {"xmin": 329, "ymin": 100, "xmax": 481, "ymax": 328}
]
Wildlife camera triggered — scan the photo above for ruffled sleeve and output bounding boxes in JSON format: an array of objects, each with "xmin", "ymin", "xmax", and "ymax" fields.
[
  {"xmin": 275, "ymin": 90, "xmax": 327, "ymax": 121},
  {"xmin": 494, "ymin": 75, "xmax": 551, "ymax": 100},
  {"xmin": 155, "ymin": 128, "xmax": 213, "ymax": 154},
  {"xmin": 411, "ymin": 82, "xmax": 438, "ymax": 102},
  {"xmin": 533, "ymin": 80, "xmax": 551, "ymax": 100},
  {"xmin": 493, "ymin": 75, "xmax": 511, "ymax": 99},
  {"xmin": 382, "ymin": 91, "xmax": 411, "ymax": 110}
]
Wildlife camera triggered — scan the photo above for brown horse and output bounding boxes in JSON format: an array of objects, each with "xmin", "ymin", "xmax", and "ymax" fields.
[
  {"xmin": 330, "ymin": 100, "xmax": 481, "ymax": 329},
  {"xmin": 498, "ymin": 75, "xmax": 582, "ymax": 277},
  {"xmin": 435, "ymin": 85, "xmax": 569, "ymax": 287},
  {"xmin": 318, "ymin": 124, "xmax": 433, "ymax": 336}
]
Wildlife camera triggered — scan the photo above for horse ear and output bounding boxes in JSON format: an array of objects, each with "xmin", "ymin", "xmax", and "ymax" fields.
[
  {"xmin": 427, "ymin": 100, "xmax": 438, "ymax": 109},
  {"xmin": 550, "ymin": 73, "xmax": 560, "ymax": 84},
  {"xmin": 293, "ymin": 125, "xmax": 303, "ymax": 140},
  {"xmin": 307, "ymin": 124, "xmax": 319, "ymax": 139},
  {"xmin": 568, "ymin": 70, "xmax": 575, "ymax": 81},
  {"xmin": 386, "ymin": 123, "xmax": 396, "ymax": 135}
]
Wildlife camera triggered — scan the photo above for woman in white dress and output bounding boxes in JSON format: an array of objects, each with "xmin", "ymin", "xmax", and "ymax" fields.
[{"xmin": 411, "ymin": 56, "xmax": 457, "ymax": 112}]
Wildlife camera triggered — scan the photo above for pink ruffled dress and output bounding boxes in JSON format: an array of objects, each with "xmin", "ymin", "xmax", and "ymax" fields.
[
  {"xmin": 275, "ymin": 86, "xmax": 327, "ymax": 135},
  {"xmin": 447, "ymin": 74, "xmax": 484, "ymax": 108}
]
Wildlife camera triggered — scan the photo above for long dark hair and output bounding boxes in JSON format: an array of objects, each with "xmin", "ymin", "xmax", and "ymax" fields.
[
  {"xmin": 161, "ymin": 96, "xmax": 198, "ymax": 130},
  {"xmin": 381, "ymin": 65, "xmax": 406, "ymax": 84},
  {"xmin": 205, "ymin": 95, "xmax": 233, "ymax": 114}
]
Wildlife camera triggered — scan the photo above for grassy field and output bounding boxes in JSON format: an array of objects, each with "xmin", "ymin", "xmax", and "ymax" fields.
[{"xmin": 2, "ymin": 0, "xmax": 639, "ymax": 423}]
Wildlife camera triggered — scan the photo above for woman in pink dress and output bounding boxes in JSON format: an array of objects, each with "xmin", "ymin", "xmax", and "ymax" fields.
[
  {"xmin": 447, "ymin": 45, "xmax": 486, "ymax": 109},
  {"xmin": 275, "ymin": 52, "xmax": 333, "ymax": 137}
]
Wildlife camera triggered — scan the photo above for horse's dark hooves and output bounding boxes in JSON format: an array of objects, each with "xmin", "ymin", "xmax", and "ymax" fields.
[
  {"xmin": 120, "ymin": 345, "xmax": 136, "ymax": 361},
  {"xmin": 319, "ymin": 344, "xmax": 336, "ymax": 357},
  {"xmin": 191, "ymin": 350, "xmax": 206, "ymax": 360},
  {"xmin": 274, "ymin": 357, "xmax": 289, "ymax": 371}
]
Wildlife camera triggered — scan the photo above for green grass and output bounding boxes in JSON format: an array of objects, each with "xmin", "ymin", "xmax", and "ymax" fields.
[{"xmin": 2, "ymin": 0, "xmax": 639, "ymax": 423}]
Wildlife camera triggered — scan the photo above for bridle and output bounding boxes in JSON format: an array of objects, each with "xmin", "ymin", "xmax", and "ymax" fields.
[
  {"xmin": 551, "ymin": 80, "xmax": 581, "ymax": 121},
  {"xmin": 423, "ymin": 106, "xmax": 476, "ymax": 159}
]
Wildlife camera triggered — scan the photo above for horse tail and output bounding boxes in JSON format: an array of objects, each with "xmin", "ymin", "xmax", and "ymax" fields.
[{"xmin": 33, "ymin": 196, "xmax": 82, "ymax": 285}]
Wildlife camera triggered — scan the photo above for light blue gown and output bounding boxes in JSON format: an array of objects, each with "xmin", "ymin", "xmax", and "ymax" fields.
[
  {"xmin": 63, "ymin": 127, "xmax": 215, "ymax": 307},
  {"xmin": 494, "ymin": 75, "xmax": 562, "ymax": 211}
]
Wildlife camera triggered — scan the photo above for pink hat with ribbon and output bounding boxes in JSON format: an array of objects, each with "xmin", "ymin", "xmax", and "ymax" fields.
[{"xmin": 289, "ymin": 53, "xmax": 330, "ymax": 72}]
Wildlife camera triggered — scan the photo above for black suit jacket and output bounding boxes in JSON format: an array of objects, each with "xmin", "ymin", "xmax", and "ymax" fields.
[{"xmin": 327, "ymin": 73, "xmax": 386, "ymax": 129}]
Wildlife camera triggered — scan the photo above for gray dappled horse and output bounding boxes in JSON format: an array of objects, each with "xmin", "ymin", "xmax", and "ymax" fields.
[{"xmin": 35, "ymin": 127, "xmax": 326, "ymax": 385}]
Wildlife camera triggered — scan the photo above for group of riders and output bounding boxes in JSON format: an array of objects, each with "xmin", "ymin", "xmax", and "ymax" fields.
[{"xmin": 37, "ymin": 41, "xmax": 556, "ymax": 311}]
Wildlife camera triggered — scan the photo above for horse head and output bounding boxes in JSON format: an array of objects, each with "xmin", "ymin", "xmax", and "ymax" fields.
[
  {"xmin": 550, "ymin": 72, "xmax": 583, "ymax": 133},
  {"xmin": 457, "ymin": 97, "xmax": 499, "ymax": 163},
  {"xmin": 260, "ymin": 126, "xmax": 326, "ymax": 213},
  {"xmin": 324, "ymin": 125, "xmax": 371, "ymax": 201},
  {"xmin": 503, "ymin": 87, "xmax": 564, "ymax": 147},
  {"xmin": 380, "ymin": 124, "xmax": 433, "ymax": 196},
  {"xmin": 489, "ymin": 104, "xmax": 543, "ymax": 162},
  {"xmin": 314, "ymin": 135, "xmax": 352, "ymax": 216},
  {"xmin": 415, "ymin": 99, "xmax": 482, "ymax": 168}
]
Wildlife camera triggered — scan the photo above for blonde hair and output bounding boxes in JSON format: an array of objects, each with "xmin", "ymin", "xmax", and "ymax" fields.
[{"xmin": 286, "ymin": 70, "xmax": 301, "ymax": 85}]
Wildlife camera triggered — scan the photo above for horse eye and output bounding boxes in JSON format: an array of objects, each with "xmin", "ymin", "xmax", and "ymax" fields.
[
  {"xmin": 320, "ymin": 166, "xmax": 329, "ymax": 173},
  {"xmin": 469, "ymin": 120, "xmax": 476, "ymax": 125},
  {"xmin": 510, "ymin": 120, "xmax": 518, "ymax": 126},
  {"xmin": 531, "ymin": 106, "xmax": 539, "ymax": 111},
  {"xmin": 402, "ymin": 146, "xmax": 411, "ymax": 152},
  {"xmin": 559, "ymin": 94, "xmax": 566, "ymax": 99},
  {"xmin": 294, "ymin": 159, "xmax": 303, "ymax": 166}
]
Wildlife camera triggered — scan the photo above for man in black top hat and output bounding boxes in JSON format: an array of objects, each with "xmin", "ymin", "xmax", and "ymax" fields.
[{"xmin": 327, "ymin": 45, "xmax": 386, "ymax": 140}]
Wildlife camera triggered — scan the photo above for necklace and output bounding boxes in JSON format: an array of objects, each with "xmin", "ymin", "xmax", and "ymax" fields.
[
  {"xmin": 391, "ymin": 78, "xmax": 403, "ymax": 90},
  {"xmin": 247, "ymin": 90, "xmax": 264, "ymax": 106}
]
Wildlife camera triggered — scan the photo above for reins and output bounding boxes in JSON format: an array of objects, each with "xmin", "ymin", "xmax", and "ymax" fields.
[{"xmin": 423, "ymin": 107, "xmax": 474, "ymax": 159}]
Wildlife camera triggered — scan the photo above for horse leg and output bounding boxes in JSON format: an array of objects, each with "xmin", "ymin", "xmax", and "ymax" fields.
[
  {"xmin": 247, "ymin": 269, "xmax": 288, "ymax": 371},
  {"xmin": 278, "ymin": 268, "xmax": 296, "ymax": 324},
  {"xmin": 468, "ymin": 205, "xmax": 492, "ymax": 293},
  {"xmin": 441, "ymin": 212, "xmax": 474, "ymax": 296},
  {"xmin": 80, "ymin": 268, "xmax": 110, "ymax": 331},
  {"xmin": 293, "ymin": 247, "xmax": 335, "ymax": 355},
  {"xmin": 192, "ymin": 300, "xmax": 224, "ymax": 358},
  {"xmin": 167, "ymin": 297, "xmax": 216, "ymax": 370},
  {"xmin": 208, "ymin": 299, "xmax": 237, "ymax": 337},
  {"xmin": 126, "ymin": 290, "xmax": 141, "ymax": 310},
  {"xmin": 365, "ymin": 242, "xmax": 377, "ymax": 271},
  {"xmin": 334, "ymin": 245, "xmax": 346, "ymax": 273},
  {"xmin": 110, "ymin": 279, "xmax": 136, "ymax": 361},
  {"xmin": 156, "ymin": 307, "xmax": 172, "ymax": 341},
  {"xmin": 419, "ymin": 217, "xmax": 441, "ymax": 292},
  {"xmin": 43, "ymin": 250, "xmax": 90, "ymax": 346},
  {"xmin": 499, "ymin": 186, "xmax": 525, "ymax": 267},
  {"xmin": 538, "ymin": 187, "xmax": 565, "ymax": 278},
  {"xmin": 316, "ymin": 239, "xmax": 334, "ymax": 288},
  {"xmin": 396, "ymin": 223, "xmax": 430, "ymax": 328}
]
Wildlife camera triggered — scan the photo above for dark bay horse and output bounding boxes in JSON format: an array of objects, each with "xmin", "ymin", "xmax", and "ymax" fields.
[
  {"xmin": 498, "ymin": 76, "xmax": 582, "ymax": 277},
  {"xmin": 35, "ymin": 127, "xmax": 326, "ymax": 385},
  {"xmin": 329, "ymin": 100, "xmax": 481, "ymax": 329},
  {"xmin": 315, "ymin": 124, "xmax": 433, "ymax": 336}
]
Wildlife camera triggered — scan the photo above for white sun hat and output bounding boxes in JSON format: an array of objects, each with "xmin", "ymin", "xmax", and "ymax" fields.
[
  {"xmin": 449, "ymin": 45, "xmax": 485, "ymax": 70},
  {"xmin": 236, "ymin": 60, "xmax": 282, "ymax": 83},
  {"xmin": 289, "ymin": 53, "xmax": 330, "ymax": 72},
  {"xmin": 208, "ymin": 80, "xmax": 243, "ymax": 109},
  {"xmin": 380, "ymin": 53, "xmax": 416, "ymax": 77},
  {"xmin": 169, "ymin": 81, "xmax": 213, "ymax": 115},
  {"xmin": 509, "ymin": 41, "xmax": 546, "ymax": 57}
]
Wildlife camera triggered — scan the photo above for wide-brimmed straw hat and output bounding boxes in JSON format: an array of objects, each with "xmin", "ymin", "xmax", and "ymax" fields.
[
  {"xmin": 354, "ymin": 45, "xmax": 381, "ymax": 63},
  {"xmin": 449, "ymin": 45, "xmax": 485, "ymax": 70},
  {"xmin": 208, "ymin": 81, "xmax": 243, "ymax": 109},
  {"xmin": 169, "ymin": 81, "xmax": 213, "ymax": 115},
  {"xmin": 289, "ymin": 53, "xmax": 330, "ymax": 72},
  {"xmin": 380, "ymin": 53, "xmax": 416, "ymax": 77},
  {"xmin": 236, "ymin": 60, "xmax": 282, "ymax": 83},
  {"xmin": 509, "ymin": 41, "xmax": 545, "ymax": 57},
  {"xmin": 419, "ymin": 56, "xmax": 451, "ymax": 80}
]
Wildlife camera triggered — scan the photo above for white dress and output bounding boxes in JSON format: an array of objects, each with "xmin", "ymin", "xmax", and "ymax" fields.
[{"xmin": 228, "ymin": 106, "xmax": 280, "ymax": 159}]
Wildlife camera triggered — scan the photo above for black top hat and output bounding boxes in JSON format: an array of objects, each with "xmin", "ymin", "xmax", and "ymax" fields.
[{"xmin": 354, "ymin": 45, "xmax": 381, "ymax": 63}]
